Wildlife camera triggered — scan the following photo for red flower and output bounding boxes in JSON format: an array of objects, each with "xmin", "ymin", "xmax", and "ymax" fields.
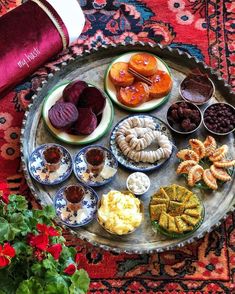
[
  {"xmin": 0, "ymin": 243, "xmax": 16, "ymax": 267},
  {"xmin": 47, "ymin": 244, "xmax": 62, "ymax": 260},
  {"xmin": 34, "ymin": 249, "xmax": 45, "ymax": 261},
  {"xmin": 64, "ymin": 264, "xmax": 76, "ymax": 275},
  {"xmin": 0, "ymin": 182, "xmax": 10, "ymax": 204},
  {"xmin": 36, "ymin": 224, "xmax": 59, "ymax": 237},
  {"xmin": 29, "ymin": 234, "xmax": 49, "ymax": 251}
]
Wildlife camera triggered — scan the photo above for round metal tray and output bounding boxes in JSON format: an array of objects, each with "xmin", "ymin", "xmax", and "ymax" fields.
[{"xmin": 21, "ymin": 43, "xmax": 235, "ymax": 254}]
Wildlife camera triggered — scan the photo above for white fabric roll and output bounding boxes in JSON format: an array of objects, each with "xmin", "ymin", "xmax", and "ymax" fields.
[{"xmin": 47, "ymin": 0, "xmax": 85, "ymax": 45}]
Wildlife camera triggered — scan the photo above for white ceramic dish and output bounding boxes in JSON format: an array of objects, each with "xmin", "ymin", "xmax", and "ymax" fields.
[
  {"xmin": 42, "ymin": 82, "xmax": 114, "ymax": 145},
  {"xmin": 104, "ymin": 51, "xmax": 172, "ymax": 112}
]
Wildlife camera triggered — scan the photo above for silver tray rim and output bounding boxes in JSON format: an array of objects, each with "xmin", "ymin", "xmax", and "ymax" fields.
[{"xmin": 20, "ymin": 42, "xmax": 235, "ymax": 254}]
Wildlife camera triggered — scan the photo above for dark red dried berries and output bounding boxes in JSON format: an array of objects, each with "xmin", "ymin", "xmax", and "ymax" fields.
[
  {"xmin": 48, "ymin": 102, "xmax": 79, "ymax": 129},
  {"xmin": 167, "ymin": 101, "xmax": 201, "ymax": 132},
  {"xmin": 204, "ymin": 103, "xmax": 235, "ymax": 133}
]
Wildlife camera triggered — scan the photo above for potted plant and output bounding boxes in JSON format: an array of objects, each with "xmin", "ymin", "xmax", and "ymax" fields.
[{"xmin": 0, "ymin": 193, "xmax": 90, "ymax": 294}]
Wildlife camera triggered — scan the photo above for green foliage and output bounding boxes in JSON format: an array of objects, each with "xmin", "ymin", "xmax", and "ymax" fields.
[{"xmin": 0, "ymin": 195, "xmax": 90, "ymax": 294}]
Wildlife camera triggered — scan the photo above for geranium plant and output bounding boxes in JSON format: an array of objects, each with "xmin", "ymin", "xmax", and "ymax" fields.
[{"xmin": 0, "ymin": 193, "xmax": 90, "ymax": 294}]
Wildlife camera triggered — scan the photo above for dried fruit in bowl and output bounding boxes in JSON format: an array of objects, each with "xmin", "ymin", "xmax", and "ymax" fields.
[
  {"xmin": 129, "ymin": 53, "xmax": 158, "ymax": 76},
  {"xmin": 75, "ymin": 108, "xmax": 97, "ymax": 135},
  {"xmin": 109, "ymin": 62, "xmax": 134, "ymax": 87},
  {"xmin": 48, "ymin": 102, "xmax": 79, "ymax": 129},
  {"xmin": 78, "ymin": 87, "xmax": 106, "ymax": 115},
  {"xmin": 117, "ymin": 82, "xmax": 149, "ymax": 107},
  {"xmin": 63, "ymin": 80, "xmax": 88, "ymax": 105}
]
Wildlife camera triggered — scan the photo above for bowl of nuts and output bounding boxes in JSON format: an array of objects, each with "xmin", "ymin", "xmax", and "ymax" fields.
[
  {"xmin": 203, "ymin": 102, "xmax": 235, "ymax": 135},
  {"xmin": 166, "ymin": 101, "xmax": 202, "ymax": 134}
]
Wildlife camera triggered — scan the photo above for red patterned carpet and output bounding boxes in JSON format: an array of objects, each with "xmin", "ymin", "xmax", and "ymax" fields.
[{"xmin": 0, "ymin": 1, "xmax": 235, "ymax": 293}]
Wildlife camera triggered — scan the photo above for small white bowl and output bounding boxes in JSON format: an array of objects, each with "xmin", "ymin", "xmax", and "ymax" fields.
[{"xmin": 126, "ymin": 172, "xmax": 150, "ymax": 196}]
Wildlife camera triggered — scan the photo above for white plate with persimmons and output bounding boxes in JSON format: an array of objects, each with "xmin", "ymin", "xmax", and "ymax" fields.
[{"xmin": 104, "ymin": 51, "xmax": 172, "ymax": 112}]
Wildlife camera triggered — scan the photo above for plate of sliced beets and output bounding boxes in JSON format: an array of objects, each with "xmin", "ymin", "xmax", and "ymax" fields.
[{"xmin": 42, "ymin": 80, "xmax": 114, "ymax": 145}]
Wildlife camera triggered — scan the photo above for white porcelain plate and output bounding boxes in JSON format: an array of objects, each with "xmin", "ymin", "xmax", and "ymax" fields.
[
  {"xmin": 42, "ymin": 82, "xmax": 114, "ymax": 145},
  {"xmin": 104, "ymin": 51, "xmax": 172, "ymax": 112}
]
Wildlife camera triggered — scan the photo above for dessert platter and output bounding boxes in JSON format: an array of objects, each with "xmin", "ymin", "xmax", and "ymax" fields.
[{"xmin": 21, "ymin": 43, "xmax": 235, "ymax": 253}]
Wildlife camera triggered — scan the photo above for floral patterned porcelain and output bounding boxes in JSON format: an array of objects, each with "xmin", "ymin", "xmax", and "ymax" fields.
[
  {"xmin": 73, "ymin": 145, "xmax": 118, "ymax": 187},
  {"xmin": 53, "ymin": 184, "xmax": 98, "ymax": 227},
  {"xmin": 28, "ymin": 144, "xmax": 72, "ymax": 185},
  {"xmin": 110, "ymin": 114, "xmax": 174, "ymax": 172}
]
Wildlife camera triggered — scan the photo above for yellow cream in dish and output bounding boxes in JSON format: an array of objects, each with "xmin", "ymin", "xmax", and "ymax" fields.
[{"xmin": 97, "ymin": 190, "xmax": 142, "ymax": 235}]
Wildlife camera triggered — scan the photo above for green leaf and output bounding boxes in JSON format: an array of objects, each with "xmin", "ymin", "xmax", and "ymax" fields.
[
  {"xmin": 0, "ymin": 269, "xmax": 16, "ymax": 294},
  {"xmin": 42, "ymin": 257, "xmax": 57, "ymax": 271},
  {"xmin": 0, "ymin": 218, "xmax": 10, "ymax": 242},
  {"xmin": 9, "ymin": 213, "xmax": 30, "ymax": 236},
  {"xmin": 60, "ymin": 246, "xmax": 76, "ymax": 263},
  {"xmin": 16, "ymin": 278, "xmax": 44, "ymax": 294},
  {"xmin": 0, "ymin": 217, "xmax": 17, "ymax": 242},
  {"xmin": 8, "ymin": 195, "xmax": 28, "ymax": 212},
  {"xmin": 44, "ymin": 271, "xmax": 69, "ymax": 286},
  {"xmin": 32, "ymin": 206, "xmax": 55, "ymax": 225},
  {"xmin": 44, "ymin": 283, "xmax": 69, "ymax": 294},
  {"xmin": 69, "ymin": 270, "xmax": 90, "ymax": 294},
  {"xmin": 13, "ymin": 241, "xmax": 31, "ymax": 255},
  {"xmin": 31, "ymin": 263, "xmax": 43, "ymax": 277}
]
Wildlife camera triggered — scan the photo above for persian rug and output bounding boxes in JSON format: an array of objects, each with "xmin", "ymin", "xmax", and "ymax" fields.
[{"xmin": 0, "ymin": 0, "xmax": 234, "ymax": 293}]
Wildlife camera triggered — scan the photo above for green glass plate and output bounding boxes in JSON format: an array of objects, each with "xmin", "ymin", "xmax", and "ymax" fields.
[{"xmin": 151, "ymin": 200, "xmax": 205, "ymax": 239}]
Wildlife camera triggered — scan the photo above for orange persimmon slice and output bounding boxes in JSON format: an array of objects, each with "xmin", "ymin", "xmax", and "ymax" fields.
[
  {"xmin": 117, "ymin": 82, "xmax": 149, "ymax": 107},
  {"xmin": 129, "ymin": 53, "xmax": 158, "ymax": 77},
  {"xmin": 149, "ymin": 70, "xmax": 172, "ymax": 99},
  {"xmin": 109, "ymin": 62, "xmax": 135, "ymax": 87}
]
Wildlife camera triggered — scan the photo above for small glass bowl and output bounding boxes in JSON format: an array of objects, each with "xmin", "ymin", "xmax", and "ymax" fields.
[
  {"xmin": 126, "ymin": 172, "xmax": 150, "ymax": 196},
  {"xmin": 202, "ymin": 102, "xmax": 235, "ymax": 136},
  {"xmin": 166, "ymin": 101, "xmax": 202, "ymax": 135},
  {"xmin": 63, "ymin": 184, "xmax": 86, "ymax": 211},
  {"xmin": 179, "ymin": 75, "xmax": 215, "ymax": 106},
  {"xmin": 42, "ymin": 145, "xmax": 63, "ymax": 172},
  {"xmin": 96, "ymin": 193, "xmax": 144, "ymax": 236},
  {"xmin": 84, "ymin": 146, "xmax": 106, "ymax": 176},
  {"xmin": 151, "ymin": 199, "xmax": 205, "ymax": 239}
]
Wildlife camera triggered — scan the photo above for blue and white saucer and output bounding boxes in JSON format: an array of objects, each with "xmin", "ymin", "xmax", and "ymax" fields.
[
  {"xmin": 110, "ymin": 114, "xmax": 174, "ymax": 172},
  {"xmin": 53, "ymin": 184, "xmax": 98, "ymax": 227},
  {"xmin": 28, "ymin": 143, "xmax": 72, "ymax": 185},
  {"xmin": 73, "ymin": 145, "xmax": 118, "ymax": 187}
]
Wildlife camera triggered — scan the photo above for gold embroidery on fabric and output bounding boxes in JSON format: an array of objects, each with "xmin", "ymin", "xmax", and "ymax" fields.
[{"xmin": 31, "ymin": 0, "xmax": 67, "ymax": 50}]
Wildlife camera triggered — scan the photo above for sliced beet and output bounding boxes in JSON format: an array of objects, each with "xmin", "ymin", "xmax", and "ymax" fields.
[
  {"xmin": 48, "ymin": 102, "xmax": 78, "ymax": 129},
  {"xmin": 96, "ymin": 113, "xmax": 103, "ymax": 125},
  {"xmin": 77, "ymin": 87, "xmax": 106, "ymax": 115},
  {"xmin": 75, "ymin": 108, "xmax": 97, "ymax": 135},
  {"xmin": 63, "ymin": 80, "xmax": 88, "ymax": 105}
]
